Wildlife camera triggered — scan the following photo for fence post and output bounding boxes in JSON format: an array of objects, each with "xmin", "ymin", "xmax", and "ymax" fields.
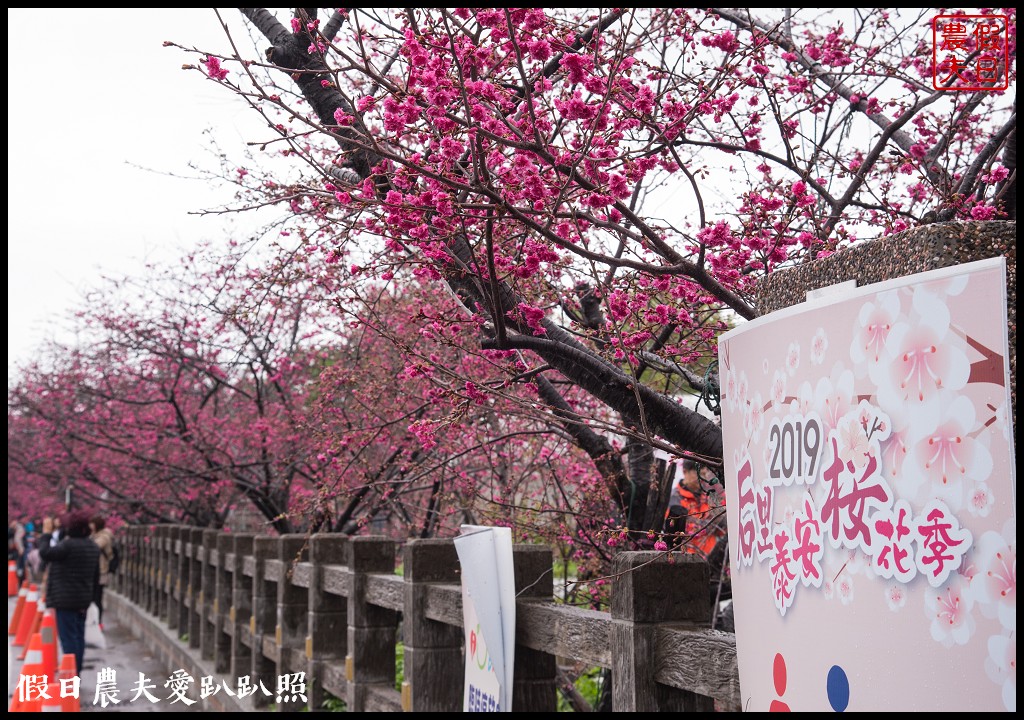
[
  {"xmin": 137, "ymin": 525, "xmax": 150, "ymax": 612},
  {"xmin": 251, "ymin": 536, "xmax": 278, "ymax": 708},
  {"xmin": 610, "ymin": 552, "xmax": 715, "ymax": 712},
  {"xmin": 275, "ymin": 535, "xmax": 308, "ymax": 685},
  {"xmin": 155, "ymin": 525, "xmax": 171, "ymax": 623},
  {"xmin": 346, "ymin": 537, "xmax": 397, "ymax": 712},
  {"xmin": 126, "ymin": 526, "xmax": 140, "ymax": 604},
  {"xmin": 146, "ymin": 525, "xmax": 161, "ymax": 615},
  {"xmin": 230, "ymin": 533, "xmax": 255, "ymax": 685},
  {"xmin": 187, "ymin": 528, "xmax": 204, "ymax": 650},
  {"xmin": 306, "ymin": 534, "xmax": 349, "ymax": 712},
  {"xmin": 402, "ymin": 538, "xmax": 462, "ymax": 712},
  {"xmin": 172, "ymin": 526, "xmax": 189, "ymax": 637},
  {"xmin": 213, "ymin": 531, "xmax": 233, "ymax": 674},
  {"xmin": 199, "ymin": 528, "xmax": 219, "ymax": 661},
  {"xmin": 512, "ymin": 544, "xmax": 557, "ymax": 711}
]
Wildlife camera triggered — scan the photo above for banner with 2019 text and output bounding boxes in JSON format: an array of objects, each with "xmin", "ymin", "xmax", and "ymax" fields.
[{"xmin": 720, "ymin": 257, "xmax": 1015, "ymax": 712}]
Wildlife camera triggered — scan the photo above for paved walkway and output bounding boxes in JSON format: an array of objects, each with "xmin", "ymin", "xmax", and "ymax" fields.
[{"xmin": 8, "ymin": 593, "xmax": 202, "ymax": 713}]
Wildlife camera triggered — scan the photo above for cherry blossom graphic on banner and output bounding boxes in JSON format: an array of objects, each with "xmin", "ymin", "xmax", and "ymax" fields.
[{"xmin": 720, "ymin": 257, "xmax": 1015, "ymax": 712}]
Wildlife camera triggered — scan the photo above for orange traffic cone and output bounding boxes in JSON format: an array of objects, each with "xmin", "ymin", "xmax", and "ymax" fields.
[
  {"xmin": 9, "ymin": 661, "xmax": 46, "ymax": 712},
  {"xmin": 13, "ymin": 584, "xmax": 39, "ymax": 647},
  {"xmin": 62, "ymin": 689, "xmax": 81, "ymax": 713},
  {"xmin": 8, "ymin": 581, "xmax": 29, "ymax": 634},
  {"xmin": 58, "ymin": 652, "xmax": 77, "ymax": 680},
  {"xmin": 41, "ymin": 682, "xmax": 63, "ymax": 712},
  {"xmin": 7, "ymin": 685, "xmax": 21, "ymax": 713},
  {"xmin": 18, "ymin": 605, "xmax": 45, "ymax": 660},
  {"xmin": 20, "ymin": 631, "xmax": 45, "ymax": 671},
  {"xmin": 58, "ymin": 653, "xmax": 81, "ymax": 712},
  {"xmin": 8, "ymin": 560, "xmax": 18, "ymax": 596},
  {"xmin": 40, "ymin": 609, "xmax": 59, "ymax": 681}
]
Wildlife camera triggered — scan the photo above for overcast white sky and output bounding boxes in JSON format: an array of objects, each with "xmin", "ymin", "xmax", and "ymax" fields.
[
  {"xmin": 4, "ymin": 8, "xmax": 728, "ymax": 381},
  {"xmin": 7, "ymin": 8, "xmax": 276, "ymax": 377}
]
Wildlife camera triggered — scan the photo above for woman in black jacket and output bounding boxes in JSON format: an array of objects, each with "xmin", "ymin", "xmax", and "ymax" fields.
[{"xmin": 38, "ymin": 510, "xmax": 101, "ymax": 676}]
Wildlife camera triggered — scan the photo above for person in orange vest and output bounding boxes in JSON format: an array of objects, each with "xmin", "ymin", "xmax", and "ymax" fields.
[
  {"xmin": 672, "ymin": 459, "xmax": 731, "ymax": 613},
  {"xmin": 676, "ymin": 459, "xmax": 725, "ymax": 559}
]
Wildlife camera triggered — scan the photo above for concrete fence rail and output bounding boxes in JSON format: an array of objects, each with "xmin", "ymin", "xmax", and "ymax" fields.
[{"xmin": 111, "ymin": 525, "xmax": 741, "ymax": 712}]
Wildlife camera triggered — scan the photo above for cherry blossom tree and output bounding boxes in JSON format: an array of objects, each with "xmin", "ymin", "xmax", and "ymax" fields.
[
  {"xmin": 8, "ymin": 246, "xmax": 623, "ymax": 584},
  {"xmin": 8, "ymin": 249, "xmax": 332, "ymax": 531},
  {"xmin": 163, "ymin": 7, "xmax": 1013, "ymax": 543}
]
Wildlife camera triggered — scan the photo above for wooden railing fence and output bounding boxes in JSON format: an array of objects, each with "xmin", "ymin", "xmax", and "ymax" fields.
[{"xmin": 112, "ymin": 525, "xmax": 740, "ymax": 712}]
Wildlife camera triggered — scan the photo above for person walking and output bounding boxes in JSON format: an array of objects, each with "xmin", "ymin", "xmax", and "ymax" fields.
[
  {"xmin": 36, "ymin": 513, "xmax": 63, "ymax": 581},
  {"xmin": 9, "ymin": 519, "xmax": 25, "ymax": 581},
  {"xmin": 89, "ymin": 515, "xmax": 115, "ymax": 628},
  {"xmin": 49, "ymin": 514, "xmax": 63, "ymax": 545},
  {"xmin": 23, "ymin": 521, "xmax": 41, "ymax": 584},
  {"xmin": 38, "ymin": 511, "xmax": 101, "ymax": 677}
]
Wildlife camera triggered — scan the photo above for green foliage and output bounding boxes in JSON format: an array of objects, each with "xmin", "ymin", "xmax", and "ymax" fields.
[
  {"xmin": 321, "ymin": 689, "xmax": 347, "ymax": 712},
  {"xmin": 395, "ymin": 641, "xmax": 405, "ymax": 691},
  {"xmin": 574, "ymin": 667, "xmax": 604, "ymax": 709},
  {"xmin": 557, "ymin": 665, "xmax": 604, "ymax": 712},
  {"xmin": 552, "ymin": 557, "xmax": 579, "ymax": 582}
]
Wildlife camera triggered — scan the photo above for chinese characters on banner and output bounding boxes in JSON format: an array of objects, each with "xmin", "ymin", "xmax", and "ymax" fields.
[
  {"xmin": 454, "ymin": 525, "xmax": 516, "ymax": 713},
  {"xmin": 15, "ymin": 669, "xmax": 308, "ymax": 708},
  {"xmin": 720, "ymin": 258, "xmax": 1015, "ymax": 712},
  {"xmin": 932, "ymin": 14, "xmax": 1010, "ymax": 91}
]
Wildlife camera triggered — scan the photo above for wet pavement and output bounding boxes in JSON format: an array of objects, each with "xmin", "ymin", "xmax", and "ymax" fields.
[{"xmin": 8, "ymin": 593, "xmax": 203, "ymax": 712}]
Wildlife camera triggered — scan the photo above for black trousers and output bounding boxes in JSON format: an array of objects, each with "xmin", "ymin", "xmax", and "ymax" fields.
[{"xmin": 92, "ymin": 582, "xmax": 106, "ymax": 624}]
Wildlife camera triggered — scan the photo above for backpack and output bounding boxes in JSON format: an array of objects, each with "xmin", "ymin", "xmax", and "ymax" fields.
[{"xmin": 106, "ymin": 541, "xmax": 121, "ymax": 574}]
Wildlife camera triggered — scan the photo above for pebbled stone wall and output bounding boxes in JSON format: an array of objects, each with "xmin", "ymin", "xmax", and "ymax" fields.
[{"xmin": 755, "ymin": 220, "xmax": 1016, "ymax": 424}]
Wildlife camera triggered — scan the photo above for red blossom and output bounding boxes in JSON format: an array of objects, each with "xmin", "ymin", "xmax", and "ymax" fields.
[{"xmin": 202, "ymin": 56, "xmax": 229, "ymax": 80}]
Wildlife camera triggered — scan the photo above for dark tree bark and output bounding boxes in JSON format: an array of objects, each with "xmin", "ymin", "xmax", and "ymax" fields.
[{"xmin": 239, "ymin": 8, "xmax": 727, "ymax": 508}]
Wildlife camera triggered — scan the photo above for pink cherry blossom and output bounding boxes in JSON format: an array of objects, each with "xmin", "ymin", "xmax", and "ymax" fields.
[
  {"xmin": 885, "ymin": 583, "xmax": 906, "ymax": 611},
  {"xmin": 971, "ymin": 522, "xmax": 1016, "ymax": 631},
  {"xmin": 924, "ymin": 575, "xmax": 975, "ymax": 648}
]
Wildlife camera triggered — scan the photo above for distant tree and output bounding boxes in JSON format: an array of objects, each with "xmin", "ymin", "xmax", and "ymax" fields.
[
  {"xmin": 8, "ymin": 247, "xmax": 622, "ymax": 583},
  {"xmin": 8, "ymin": 249, "xmax": 334, "ymax": 531}
]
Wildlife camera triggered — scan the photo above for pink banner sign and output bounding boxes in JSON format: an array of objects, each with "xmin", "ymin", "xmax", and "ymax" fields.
[{"xmin": 720, "ymin": 257, "xmax": 1015, "ymax": 712}]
